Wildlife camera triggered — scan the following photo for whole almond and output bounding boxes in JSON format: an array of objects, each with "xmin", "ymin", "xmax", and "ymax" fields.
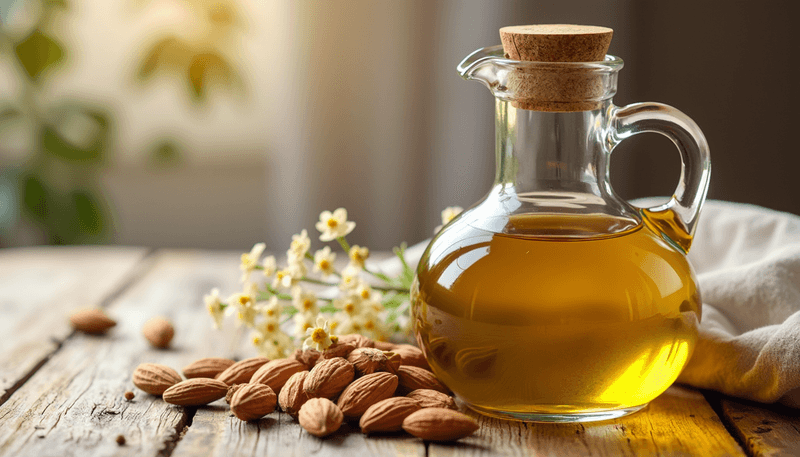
[
  {"xmin": 303, "ymin": 358, "xmax": 354, "ymax": 399},
  {"xmin": 216, "ymin": 357, "xmax": 269, "ymax": 385},
  {"xmin": 347, "ymin": 347, "xmax": 389, "ymax": 377},
  {"xmin": 385, "ymin": 352, "xmax": 402, "ymax": 373},
  {"xmin": 402, "ymin": 408, "xmax": 479, "ymax": 441},
  {"xmin": 337, "ymin": 372, "xmax": 398, "ymax": 418},
  {"xmin": 373, "ymin": 340, "xmax": 397, "ymax": 351},
  {"xmin": 337, "ymin": 334, "xmax": 375, "ymax": 349},
  {"xmin": 183, "ymin": 357, "xmax": 235, "ymax": 379},
  {"xmin": 299, "ymin": 398, "xmax": 343, "ymax": 437},
  {"xmin": 279, "ymin": 371, "xmax": 310, "ymax": 416},
  {"xmin": 250, "ymin": 358, "xmax": 307, "ymax": 393},
  {"xmin": 359, "ymin": 397, "xmax": 421, "ymax": 433},
  {"xmin": 163, "ymin": 378, "xmax": 228, "ymax": 406},
  {"xmin": 70, "ymin": 308, "xmax": 116, "ymax": 335},
  {"xmin": 406, "ymin": 389, "xmax": 457, "ymax": 410},
  {"xmin": 142, "ymin": 317, "xmax": 174, "ymax": 349},
  {"xmin": 225, "ymin": 384, "xmax": 244, "ymax": 404},
  {"xmin": 397, "ymin": 366, "xmax": 449, "ymax": 394},
  {"xmin": 320, "ymin": 341, "xmax": 356, "ymax": 360},
  {"xmin": 393, "ymin": 344, "xmax": 431, "ymax": 371},
  {"xmin": 291, "ymin": 348, "xmax": 321, "ymax": 369},
  {"xmin": 230, "ymin": 383, "xmax": 277, "ymax": 421},
  {"xmin": 132, "ymin": 363, "xmax": 182, "ymax": 395}
]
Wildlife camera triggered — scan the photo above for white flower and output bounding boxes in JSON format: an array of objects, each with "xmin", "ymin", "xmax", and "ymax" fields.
[
  {"xmin": 204, "ymin": 288, "xmax": 225, "ymax": 329},
  {"xmin": 291, "ymin": 286, "xmax": 319, "ymax": 314},
  {"xmin": 333, "ymin": 294, "xmax": 363, "ymax": 317},
  {"xmin": 240, "ymin": 242, "xmax": 266, "ymax": 283},
  {"xmin": 339, "ymin": 263, "xmax": 361, "ymax": 290},
  {"xmin": 348, "ymin": 245, "xmax": 370, "ymax": 268},
  {"xmin": 288, "ymin": 229, "xmax": 311, "ymax": 259},
  {"xmin": 262, "ymin": 255, "xmax": 277, "ymax": 278},
  {"xmin": 272, "ymin": 261, "xmax": 306, "ymax": 290},
  {"xmin": 434, "ymin": 206, "xmax": 463, "ymax": 233},
  {"xmin": 228, "ymin": 292, "xmax": 257, "ymax": 327},
  {"xmin": 327, "ymin": 311, "xmax": 349, "ymax": 335},
  {"xmin": 293, "ymin": 311, "xmax": 317, "ymax": 337},
  {"xmin": 313, "ymin": 246, "xmax": 337, "ymax": 278},
  {"xmin": 253, "ymin": 326, "xmax": 293, "ymax": 359},
  {"xmin": 258, "ymin": 296, "xmax": 282, "ymax": 320},
  {"xmin": 354, "ymin": 281, "xmax": 379, "ymax": 301},
  {"xmin": 315, "ymin": 208, "xmax": 356, "ymax": 242},
  {"xmin": 359, "ymin": 312, "xmax": 390, "ymax": 341},
  {"xmin": 303, "ymin": 316, "xmax": 333, "ymax": 351}
]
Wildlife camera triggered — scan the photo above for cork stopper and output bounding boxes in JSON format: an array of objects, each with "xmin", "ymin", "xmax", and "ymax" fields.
[{"xmin": 499, "ymin": 25, "xmax": 614, "ymax": 111}]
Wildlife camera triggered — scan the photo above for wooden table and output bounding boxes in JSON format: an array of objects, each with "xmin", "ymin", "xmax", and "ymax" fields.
[{"xmin": 1, "ymin": 247, "xmax": 798, "ymax": 457}]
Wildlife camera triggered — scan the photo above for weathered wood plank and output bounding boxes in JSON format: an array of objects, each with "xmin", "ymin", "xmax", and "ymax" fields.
[
  {"xmin": 718, "ymin": 397, "xmax": 800, "ymax": 457},
  {"xmin": 0, "ymin": 250, "xmax": 241, "ymax": 457},
  {"xmin": 0, "ymin": 246, "xmax": 149, "ymax": 403},
  {"xmin": 429, "ymin": 386, "xmax": 745, "ymax": 457}
]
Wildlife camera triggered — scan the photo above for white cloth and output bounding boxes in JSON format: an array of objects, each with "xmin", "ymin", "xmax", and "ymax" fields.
[{"xmin": 379, "ymin": 200, "xmax": 800, "ymax": 407}]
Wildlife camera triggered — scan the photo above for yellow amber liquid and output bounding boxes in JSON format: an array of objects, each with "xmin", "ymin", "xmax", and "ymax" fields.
[{"xmin": 411, "ymin": 214, "xmax": 700, "ymax": 416}]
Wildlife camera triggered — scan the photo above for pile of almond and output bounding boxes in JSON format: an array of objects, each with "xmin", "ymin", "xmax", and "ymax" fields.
[{"xmin": 131, "ymin": 335, "xmax": 478, "ymax": 441}]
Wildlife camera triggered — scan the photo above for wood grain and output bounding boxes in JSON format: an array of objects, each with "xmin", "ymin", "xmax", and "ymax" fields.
[
  {"xmin": 0, "ymin": 246, "xmax": 148, "ymax": 404},
  {"xmin": 0, "ymin": 250, "xmax": 241, "ymax": 457},
  {"xmin": 429, "ymin": 386, "xmax": 745, "ymax": 457},
  {"xmin": 718, "ymin": 398, "xmax": 800, "ymax": 457}
]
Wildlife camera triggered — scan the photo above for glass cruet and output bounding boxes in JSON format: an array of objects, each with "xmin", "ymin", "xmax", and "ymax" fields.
[{"xmin": 410, "ymin": 26, "xmax": 711, "ymax": 423}]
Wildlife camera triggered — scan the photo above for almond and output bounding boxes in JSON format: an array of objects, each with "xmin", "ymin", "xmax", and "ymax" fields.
[
  {"xmin": 385, "ymin": 352, "xmax": 402, "ymax": 373},
  {"xmin": 303, "ymin": 358, "xmax": 354, "ymax": 399},
  {"xmin": 406, "ymin": 389, "xmax": 457, "ymax": 410},
  {"xmin": 230, "ymin": 383, "xmax": 277, "ymax": 421},
  {"xmin": 291, "ymin": 348, "xmax": 321, "ymax": 369},
  {"xmin": 298, "ymin": 398, "xmax": 343, "ymax": 437},
  {"xmin": 320, "ymin": 341, "xmax": 357, "ymax": 360},
  {"xmin": 250, "ymin": 358, "xmax": 306, "ymax": 393},
  {"xmin": 393, "ymin": 344, "xmax": 431, "ymax": 371},
  {"xmin": 70, "ymin": 308, "xmax": 116, "ymax": 335},
  {"xmin": 132, "ymin": 363, "xmax": 182, "ymax": 395},
  {"xmin": 359, "ymin": 397, "xmax": 421, "ymax": 433},
  {"xmin": 402, "ymin": 408, "xmax": 479, "ymax": 441},
  {"xmin": 278, "ymin": 371, "xmax": 310, "ymax": 416},
  {"xmin": 141, "ymin": 317, "xmax": 174, "ymax": 349},
  {"xmin": 397, "ymin": 366, "xmax": 449, "ymax": 394},
  {"xmin": 225, "ymin": 384, "xmax": 243, "ymax": 404},
  {"xmin": 183, "ymin": 357, "xmax": 236, "ymax": 379},
  {"xmin": 373, "ymin": 340, "xmax": 397, "ymax": 351},
  {"xmin": 347, "ymin": 347, "xmax": 390, "ymax": 377},
  {"xmin": 337, "ymin": 372, "xmax": 398, "ymax": 418},
  {"xmin": 216, "ymin": 357, "xmax": 269, "ymax": 385},
  {"xmin": 163, "ymin": 378, "xmax": 228, "ymax": 406},
  {"xmin": 337, "ymin": 334, "xmax": 375, "ymax": 349}
]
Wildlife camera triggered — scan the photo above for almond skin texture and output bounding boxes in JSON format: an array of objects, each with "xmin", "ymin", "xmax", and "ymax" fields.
[
  {"xmin": 385, "ymin": 352, "xmax": 402, "ymax": 373},
  {"xmin": 406, "ymin": 389, "xmax": 457, "ymax": 410},
  {"xmin": 299, "ymin": 398, "xmax": 343, "ymax": 437},
  {"xmin": 336, "ymin": 334, "xmax": 375, "ymax": 349},
  {"xmin": 372, "ymin": 340, "xmax": 397, "ymax": 351},
  {"xmin": 70, "ymin": 308, "xmax": 116, "ymax": 335},
  {"xmin": 320, "ymin": 341, "xmax": 357, "ymax": 360},
  {"xmin": 230, "ymin": 383, "xmax": 277, "ymax": 421},
  {"xmin": 303, "ymin": 358, "xmax": 355, "ymax": 399},
  {"xmin": 279, "ymin": 371, "xmax": 310, "ymax": 416},
  {"xmin": 291, "ymin": 348, "xmax": 321, "ymax": 369},
  {"xmin": 250, "ymin": 358, "xmax": 307, "ymax": 393},
  {"xmin": 132, "ymin": 363, "xmax": 182, "ymax": 395},
  {"xmin": 359, "ymin": 397, "xmax": 421, "ymax": 433},
  {"xmin": 402, "ymin": 408, "xmax": 479, "ymax": 441},
  {"xmin": 397, "ymin": 366, "xmax": 449, "ymax": 394},
  {"xmin": 183, "ymin": 357, "xmax": 235, "ymax": 379},
  {"xmin": 347, "ymin": 347, "xmax": 390, "ymax": 377},
  {"xmin": 225, "ymin": 384, "xmax": 244, "ymax": 404},
  {"xmin": 162, "ymin": 378, "xmax": 228, "ymax": 406},
  {"xmin": 142, "ymin": 317, "xmax": 174, "ymax": 349},
  {"xmin": 337, "ymin": 372, "xmax": 398, "ymax": 418},
  {"xmin": 216, "ymin": 357, "xmax": 269, "ymax": 385},
  {"xmin": 393, "ymin": 344, "xmax": 431, "ymax": 371}
]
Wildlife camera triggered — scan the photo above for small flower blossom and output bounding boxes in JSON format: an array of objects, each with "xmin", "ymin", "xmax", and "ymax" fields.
[
  {"xmin": 303, "ymin": 316, "xmax": 333, "ymax": 351},
  {"xmin": 339, "ymin": 263, "xmax": 361, "ymax": 290},
  {"xmin": 229, "ymin": 292, "xmax": 257, "ymax": 327},
  {"xmin": 315, "ymin": 208, "xmax": 356, "ymax": 242},
  {"xmin": 293, "ymin": 312, "xmax": 317, "ymax": 337},
  {"xmin": 291, "ymin": 286, "xmax": 319, "ymax": 314},
  {"xmin": 240, "ymin": 242, "xmax": 266, "ymax": 283},
  {"xmin": 258, "ymin": 296, "xmax": 282, "ymax": 319},
  {"xmin": 253, "ymin": 327, "xmax": 293, "ymax": 359},
  {"xmin": 205, "ymin": 288, "xmax": 225, "ymax": 329},
  {"xmin": 288, "ymin": 229, "xmax": 311, "ymax": 260},
  {"xmin": 272, "ymin": 261, "xmax": 306, "ymax": 290},
  {"xmin": 354, "ymin": 281, "xmax": 377, "ymax": 301},
  {"xmin": 313, "ymin": 246, "xmax": 337, "ymax": 277},
  {"xmin": 333, "ymin": 294, "xmax": 363, "ymax": 317},
  {"xmin": 359, "ymin": 312, "xmax": 390, "ymax": 341},
  {"xmin": 348, "ymin": 245, "xmax": 370, "ymax": 268},
  {"xmin": 262, "ymin": 255, "xmax": 277, "ymax": 277},
  {"xmin": 434, "ymin": 206, "xmax": 464, "ymax": 233}
]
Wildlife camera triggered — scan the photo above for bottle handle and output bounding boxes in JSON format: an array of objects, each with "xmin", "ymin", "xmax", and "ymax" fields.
[{"xmin": 609, "ymin": 102, "xmax": 711, "ymax": 252}]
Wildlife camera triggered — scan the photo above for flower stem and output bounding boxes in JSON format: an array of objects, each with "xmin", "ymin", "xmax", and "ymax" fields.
[
  {"xmin": 301, "ymin": 276, "xmax": 338, "ymax": 287},
  {"xmin": 337, "ymin": 237, "xmax": 351, "ymax": 252}
]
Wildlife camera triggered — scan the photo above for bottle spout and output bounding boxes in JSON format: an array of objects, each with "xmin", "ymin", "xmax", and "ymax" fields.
[{"xmin": 457, "ymin": 45, "xmax": 507, "ymax": 90}]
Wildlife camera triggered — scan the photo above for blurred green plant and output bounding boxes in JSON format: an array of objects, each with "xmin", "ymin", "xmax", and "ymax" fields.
[{"xmin": 0, "ymin": 0, "xmax": 111, "ymax": 245}]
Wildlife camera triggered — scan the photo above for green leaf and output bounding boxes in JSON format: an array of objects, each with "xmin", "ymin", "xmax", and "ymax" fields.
[
  {"xmin": 21, "ymin": 175, "xmax": 49, "ymax": 222},
  {"xmin": 42, "ymin": 106, "xmax": 110, "ymax": 163},
  {"xmin": 71, "ymin": 190, "xmax": 104, "ymax": 235},
  {"xmin": 14, "ymin": 30, "xmax": 65, "ymax": 81}
]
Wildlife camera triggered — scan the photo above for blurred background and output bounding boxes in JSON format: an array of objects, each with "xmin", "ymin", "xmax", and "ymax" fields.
[{"xmin": 0, "ymin": 0, "xmax": 797, "ymax": 251}]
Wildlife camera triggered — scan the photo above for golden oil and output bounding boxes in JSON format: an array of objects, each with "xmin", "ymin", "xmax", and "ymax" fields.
[{"xmin": 411, "ymin": 214, "xmax": 700, "ymax": 417}]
